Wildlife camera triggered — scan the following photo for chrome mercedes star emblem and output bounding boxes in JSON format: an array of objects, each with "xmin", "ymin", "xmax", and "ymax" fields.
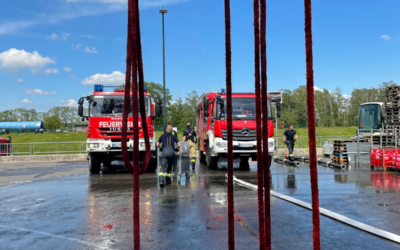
[{"xmin": 242, "ymin": 127, "xmax": 250, "ymax": 136}]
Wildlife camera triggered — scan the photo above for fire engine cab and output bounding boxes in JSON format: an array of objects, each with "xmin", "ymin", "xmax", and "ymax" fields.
[
  {"xmin": 196, "ymin": 90, "xmax": 278, "ymax": 170},
  {"xmin": 77, "ymin": 85, "xmax": 162, "ymax": 174}
]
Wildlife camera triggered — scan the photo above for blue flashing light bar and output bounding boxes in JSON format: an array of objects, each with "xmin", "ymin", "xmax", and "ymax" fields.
[
  {"xmin": 94, "ymin": 85, "xmax": 103, "ymax": 92},
  {"xmin": 220, "ymin": 88, "xmax": 226, "ymax": 94},
  {"xmin": 144, "ymin": 85, "xmax": 147, "ymax": 92}
]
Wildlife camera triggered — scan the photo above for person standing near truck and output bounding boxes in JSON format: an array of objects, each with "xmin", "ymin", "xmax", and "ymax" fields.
[
  {"xmin": 183, "ymin": 122, "xmax": 197, "ymax": 169},
  {"xmin": 157, "ymin": 125, "xmax": 180, "ymax": 187},
  {"xmin": 284, "ymin": 124, "xmax": 297, "ymax": 161}
]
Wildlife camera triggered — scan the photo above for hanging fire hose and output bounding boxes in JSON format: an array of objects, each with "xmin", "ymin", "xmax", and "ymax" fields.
[
  {"xmin": 224, "ymin": 0, "xmax": 235, "ymax": 249},
  {"xmin": 121, "ymin": 0, "xmax": 151, "ymax": 248},
  {"xmin": 253, "ymin": 0, "xmax": 265, "ymax": 249},
  {"xmin": 304, "ymin": 0, "xmax": 321, "ymax": 248}
]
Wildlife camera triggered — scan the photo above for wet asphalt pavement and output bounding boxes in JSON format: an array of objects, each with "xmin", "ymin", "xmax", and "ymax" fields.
[{"xmin": 1, "ymin": 159, "xmax": 400, "ymax": 249}]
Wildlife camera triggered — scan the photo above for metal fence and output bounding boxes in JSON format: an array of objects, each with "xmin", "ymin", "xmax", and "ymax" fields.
[
  {"xmin": 274, "ymin": 135, "xmax": 354, "ymax": 149},
  {"xmin": 0, "ymin": 141, "xmax": 87, "ymax": 156},
  {"xmin": 0, "ymin": 136, "xmax": 356, "ymax": 156}
]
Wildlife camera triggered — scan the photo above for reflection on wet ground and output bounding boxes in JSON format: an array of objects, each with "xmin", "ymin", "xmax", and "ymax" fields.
[{"xmin": 1, "ymin": 159, "xmax": 400, "ymax": 249}]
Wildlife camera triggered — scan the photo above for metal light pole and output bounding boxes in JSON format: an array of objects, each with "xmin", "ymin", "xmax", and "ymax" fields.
[{"xmin": 160, "ymin": 7, "xmax": 167, "ymax": 134}]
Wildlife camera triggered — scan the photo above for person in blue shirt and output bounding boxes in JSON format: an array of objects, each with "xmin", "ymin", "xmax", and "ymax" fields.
[
  {"xmin": 157, "ymin": 125, "xmax": 180, "ymax": 187},
  {"xmin": 284, "ymin": 124, "xmax": 297, "ymax": 161}
]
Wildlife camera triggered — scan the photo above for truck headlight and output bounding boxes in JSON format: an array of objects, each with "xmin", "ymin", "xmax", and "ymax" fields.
[
  {"xmin": 216, "ymin": 142, "xmax": 227, "ymax": 148},
  {"xmin": 88, "ymin": 143, "xmax": 99, "ymax": 149},
  {"xmin": 268, "ymin": 141, "xmax": 274, "ymax": 148}
]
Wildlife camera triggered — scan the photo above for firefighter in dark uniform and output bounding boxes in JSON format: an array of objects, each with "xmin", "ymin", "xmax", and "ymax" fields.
[
  {"xmin": 166, "ymin": 124, "xmax": 178, "ymax": 138},
  {"xmin": 183, "ymin": 122, "xmax": 197, "ymax": 169},
  {"xmin": 157, "ymin": 125, "xmax": 180, "ymax": 187},
  {"xmin": 283, "ymin": 124, "xmax": 297, "ymax": 161}
]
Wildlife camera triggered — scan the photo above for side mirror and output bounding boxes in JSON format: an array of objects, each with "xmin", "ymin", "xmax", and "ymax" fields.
[
  {"xmin": 78, "ymin": 105, "xmax": 83, "ymax": 117},
  {"xmin": 204, "ymin": 99, "xmax": 209, "ymax": 111},
  {"xmin": 354, "ymin": 116, "xmax": 359, "ymax": 126},
  {"xmin": 156, "ymin": 98, "xmax": 162, "ymax": 105},
  {"xmin": 156, "ymin": 105, "xmax": 162, "ymax": 117},
  {"xmin": 277, "ymin": 112, "xmax": 281, "ymax": 118},
  {"xmin": 276, "ymin": 101, "xmax": 281, "ymax": 112},
  {"xmin": 78, "ymin": 98, "xmax": 84, "ymax": 105}
]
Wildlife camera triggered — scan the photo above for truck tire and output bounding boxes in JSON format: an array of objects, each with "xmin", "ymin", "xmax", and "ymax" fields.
[
  {"xmin": 89, "ymin": 153, "xmax": 101, "ymax": 174},
  {"xmin": 206, "ymin": 143, "xmax": 218, "ymax": 170},
  {"xmin": 146, "ymin": 158, "xmax": 157, "ymax": 173},
  {"xmin": 102, "ymin": 159, "xmax": 112, "ymax": 166},
  {"xmin": 239, "ymin": 156, "xmax": 250, "ymax": 171},
  {"xmin": 200, "ymin": 150, "xmax": 206, "ymax": 163}
]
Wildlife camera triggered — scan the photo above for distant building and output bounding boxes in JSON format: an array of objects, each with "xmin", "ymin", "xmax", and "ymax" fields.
[{"xmin": 73, "ymin": 124, "xmax": 88, "ymax": 132}]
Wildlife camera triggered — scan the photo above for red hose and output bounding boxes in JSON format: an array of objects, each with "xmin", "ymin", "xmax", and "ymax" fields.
[
  {"xmin": 135, "ymin": 0, "xmax": 151, "ymax": 175},
  {"xmin": 121, "ymin": 0, "xmax": 134, "ymax": 174},
  {"xmin": 224, "ymin": 0, "xmax": 235, "ymax": 249},
  {"xmin": 260, "ymin": 0, "xmax": 271, "ymax": 248},
  {"xmin": 254, "ymin": 0, "xmax": 265, "ymax": 249},
  {"xmin": 304, "ymin": 0, "xmax": 321, "ymax": 249},
  {"xmin": 122, "ymin": 0, "xmax": 141, "ymax": 248}
]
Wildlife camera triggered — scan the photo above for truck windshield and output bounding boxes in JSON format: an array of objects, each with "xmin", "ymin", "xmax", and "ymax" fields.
[
  {"xmin": 219, "ymin": 98, "xmax": 272, "ymax": 120},
  {"xmin": 358, "ymin": 104, "xmax": 382, "ymax": 130},
  {"xmin": 90, "ymin": 95, "xmax": 150, "ymax": 117}
]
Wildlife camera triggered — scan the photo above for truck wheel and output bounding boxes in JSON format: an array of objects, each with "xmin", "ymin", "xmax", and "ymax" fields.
[
  {"xmin": 206, "ymin": 144, "xmax": 218, "ymax": 170},
  {"xmin": 102, "ymin": 159, "xmax": 112, "ymax": 166},
  {"xmin": 89, "ymin": 153, "xmax": 101, "ymax": 174},
  {"xmin": 239, "ymin": 156, "xmax": 250, "ymax": 171},
  {"xmin": 200, "ymin": 150, "xmax": 206, "ymax": 163},
  {"xmin": 146, "ymin": 158, "xmax": 157, "ymax": 173}
]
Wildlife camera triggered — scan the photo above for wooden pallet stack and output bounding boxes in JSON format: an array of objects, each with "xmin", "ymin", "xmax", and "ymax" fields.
[
  {"xmin": 376, "ymin": 86, "xmax": 400, "ymax": 146},
  {"xmin": 332, "ymin": 139, "xmax": 355, "ymax": 165}
]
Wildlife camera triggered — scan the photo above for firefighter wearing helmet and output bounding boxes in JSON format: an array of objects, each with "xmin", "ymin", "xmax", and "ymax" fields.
[{"xmin": 284, "ymin": 124, "xmax": 297, "ymax": 161}]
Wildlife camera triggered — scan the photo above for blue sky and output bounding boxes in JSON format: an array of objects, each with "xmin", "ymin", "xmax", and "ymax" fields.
[{"xmin": 0, "ymin": 0, "xmax": 399, "ymax": 111}]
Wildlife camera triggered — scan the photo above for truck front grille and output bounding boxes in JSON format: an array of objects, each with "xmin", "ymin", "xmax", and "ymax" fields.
[{"xmin": 221, "ymin": 129, "xmax": 257, "ymax": 141}]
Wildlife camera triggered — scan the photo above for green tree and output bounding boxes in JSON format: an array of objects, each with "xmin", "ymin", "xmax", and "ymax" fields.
[{"xmin": 44, "ymin": 115, "xmax": 62, "ymax": 130}]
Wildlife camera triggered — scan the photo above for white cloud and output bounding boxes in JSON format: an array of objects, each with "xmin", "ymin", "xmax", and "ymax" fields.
[
  {"xmin": 0, "ymin": 0, "xmax": 188, "ymax": 36},
  {"xmin": 79, "ymin": 34, "xmax": 100, "ymax": 39},
  {"xmin": 25, "ymin": 89, "xmax": 57, "ymax": 95},
  {"xmin": 0, "ymin": 48, "xmax": 55, "ymax": 74},
  {"xmin": 380, "ymin": 35, "xmax": 391, "ymax": 41},
  {"xmin": 72, "ymin": 43, "xmax": 97, "ymax": 54},
  {"xmin": 343, "ymin": 94, "xmax": 351, "ymax": 100},
  {"xmin": 64, "ymin": 66, "xmax": 73, "ymax": 72},
  {"xmin": 61, "ymin": 99, "xmax": 78, "ymax": 107},
  {"xmin": 62, "ymin": 33, "xmax": 70, "ymax": 40},
  {"xmin": 70, "ymin": 75, "xmax": 79, "ymax": 81},
  {"xmin": 21, "ymin": 99, "xmax": 32, "ymax": 103},
  {"xmin": 17, "ymin": 78, "xmax": 24, "ymax": 83},
  {"xmin": 72, "ymin": 43, "xmax": 81, "ymax": 50},
  {"xmin": 81, "ymin": 71, "xmax": 125, "ymax": 85},
  {"xmin": 84, "ymin": 46, "xmax": 98, "ymax": 54},
  {"xmin": 43, "ymin": 68, "xmax": 59, "ymax": 76},
  {"xmin": 47, "ymin": 33, "xmax": 58, "ymax": 40},
  {"xmin": 314, "ymin": 86, "xmax": 322, "ymax": 92}
]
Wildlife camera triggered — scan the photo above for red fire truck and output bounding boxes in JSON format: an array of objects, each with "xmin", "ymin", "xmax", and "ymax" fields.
[
  {"xmin": 196, "ymin": 90, "xmax": 280, "ymax": 170},
  {"xmin": 0, "ymin": 136, "xmax": 12, "ymax": 156},
  {"xmin": 77, "ymin": 85, "xmax": 162, "ymax": 174}
]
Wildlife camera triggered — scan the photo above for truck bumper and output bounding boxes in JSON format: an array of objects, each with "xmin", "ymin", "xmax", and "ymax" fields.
[
  {"xmin": 86, "ymin": 138, "xmax": 155, "ymax": 153},
  {"xmin": 211, "ymin": 137, "xmax": 274, "ymax": 157}
]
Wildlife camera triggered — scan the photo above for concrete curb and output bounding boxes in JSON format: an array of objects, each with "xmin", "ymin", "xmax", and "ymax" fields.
[{"xmin": 0, "ymin": 154, "xmax": 88, "ymax": 163}]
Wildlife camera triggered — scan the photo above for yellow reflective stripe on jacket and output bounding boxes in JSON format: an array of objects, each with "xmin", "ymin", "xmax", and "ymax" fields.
[
  {"xmin": 166, "ymin": 173, "xmax": 172, "ymax": 177},
  {"xmin": 159, "ymin": 172, "xmax": 165, "ymax": 176}
]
